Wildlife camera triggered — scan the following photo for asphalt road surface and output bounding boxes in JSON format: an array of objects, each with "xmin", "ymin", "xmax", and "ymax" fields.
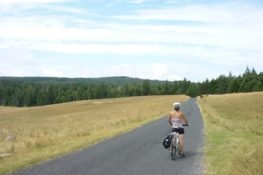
[{"xmin": 10, "ymin": 98, "xmax": 204, "ymax": 175}]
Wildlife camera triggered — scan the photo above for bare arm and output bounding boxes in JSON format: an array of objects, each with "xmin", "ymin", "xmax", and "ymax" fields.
[
  {"xmin": 168, "ymin": 112, "xmax": 172, "ymax": 126},
  {"xmin": 181, "ymin": 112, "xmax": 188, "ymax": 125}
]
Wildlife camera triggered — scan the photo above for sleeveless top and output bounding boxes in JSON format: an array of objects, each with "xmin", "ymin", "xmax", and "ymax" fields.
[{"xmin": 170, "ymin": 117, "xmax": 184, "ymax": 128}]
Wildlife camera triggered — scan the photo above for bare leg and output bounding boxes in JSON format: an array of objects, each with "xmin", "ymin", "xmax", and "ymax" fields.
[{"xmin": 179, "ymin": 134, "xmax": 184, "ymax": 153}]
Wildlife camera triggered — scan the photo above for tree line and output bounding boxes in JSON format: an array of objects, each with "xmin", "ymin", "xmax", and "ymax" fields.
[{"xmin": 0, "ymin": 67, "xmax": 262, "ymax": 107}]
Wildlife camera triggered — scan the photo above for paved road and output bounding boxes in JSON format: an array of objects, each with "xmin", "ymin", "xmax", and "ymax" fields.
[{"xmin": 10, "ymin": 98, "xmax": 204, "ymax": 175}]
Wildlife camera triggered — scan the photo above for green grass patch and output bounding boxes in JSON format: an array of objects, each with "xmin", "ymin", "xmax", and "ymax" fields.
[{"xmin": 198, "ymin": 92, "xmax": 263, "ymax": 175}]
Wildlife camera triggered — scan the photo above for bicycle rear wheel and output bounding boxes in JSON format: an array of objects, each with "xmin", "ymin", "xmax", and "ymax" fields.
[
  {"xmin": 171, "ymin": 145, "xmax": 176, "ymax": 160},
  {"xmin": 170, "ymin": 135, "xmax": 176, "ymax": 160}
]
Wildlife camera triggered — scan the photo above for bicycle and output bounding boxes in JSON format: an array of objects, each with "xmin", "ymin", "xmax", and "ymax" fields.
[
  {"xmin": 170, "ymin": 131, "xmax": 180, "ymax": 160},
  {"xmin": 169, "ymin": 124, "xmax": 189, "ymax": 160}
]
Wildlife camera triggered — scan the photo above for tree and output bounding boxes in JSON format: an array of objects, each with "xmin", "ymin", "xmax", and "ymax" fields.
[
  {"xmin": 0, "ymin": 67, "xmax": 262, "ymax": 107},
  {"xmin": 142, "ymin": 80, "xmax": 150, "ymax": 95},
  {"xmin": 200, "ymin": 79, "xmax": 210, "ymax": 95},
  {"xmin": 186, "ymin": 83, "xmax": 200, "ymax": 97},
  {"xmin": 215, "ymin": 75, "xmax": 229, "ymax": 94},
  {"xmin": 228, "ymin": 78, "xmax": 240, "ymax": 93}
]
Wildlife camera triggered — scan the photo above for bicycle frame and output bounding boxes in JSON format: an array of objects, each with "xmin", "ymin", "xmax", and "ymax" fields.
[{"xmin": 170, "ymin": 132, "xmax": 180, "ymax": 160}]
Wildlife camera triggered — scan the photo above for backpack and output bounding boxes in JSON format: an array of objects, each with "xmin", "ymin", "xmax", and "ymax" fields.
[{"xmin": 162, "ymin": 134, "xmax": 171, "ymax": 149}]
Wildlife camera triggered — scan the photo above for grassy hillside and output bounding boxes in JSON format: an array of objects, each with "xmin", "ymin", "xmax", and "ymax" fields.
[
  {"xmin": 0, "ymin": 95, "xmax": 188, "ymax": 174},
  {"xmin": 198, "ymin": 92, "xmax": 263, "ymax": 175}
]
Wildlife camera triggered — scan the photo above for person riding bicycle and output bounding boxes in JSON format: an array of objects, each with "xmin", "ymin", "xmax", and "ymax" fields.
[{"xmin": 168, "ymin": 102, "xmax": 188, "ymax": 157}]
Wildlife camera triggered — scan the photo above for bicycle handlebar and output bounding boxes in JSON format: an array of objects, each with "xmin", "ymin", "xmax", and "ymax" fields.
[{"xmin": 183, "ymin": 123, "xmax": 191, "ymax": 126}]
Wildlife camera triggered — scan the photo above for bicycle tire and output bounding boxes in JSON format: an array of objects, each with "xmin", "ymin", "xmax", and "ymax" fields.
[
  {"xmin": 171, "ymin": 145, "xmax": 176, "ymax": 160},
  {"xmin": 170, "ymin": 134, "xmax": 176, "ymax": 160},
  {"xmin": 171, "ymin": 133, "xmax": 181, "ymax": 160}
]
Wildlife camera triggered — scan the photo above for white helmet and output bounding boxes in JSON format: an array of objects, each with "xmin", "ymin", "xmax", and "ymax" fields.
[{"xmin": 173, "ymin": 102, "xmax": 180, "ymax": 111}]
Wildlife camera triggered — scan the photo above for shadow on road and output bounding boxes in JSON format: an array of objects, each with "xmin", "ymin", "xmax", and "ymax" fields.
[{"xmin": 185, "ymin": 150, "xmax": 202, "ymax": 158}]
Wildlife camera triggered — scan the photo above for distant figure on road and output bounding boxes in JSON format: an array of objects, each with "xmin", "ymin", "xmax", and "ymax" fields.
[{"xmin": 169, "ymin": 102, "xmax": 189, "ymax": 157}]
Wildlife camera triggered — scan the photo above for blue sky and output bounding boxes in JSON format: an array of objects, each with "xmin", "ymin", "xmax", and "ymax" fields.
[{"xmin": 0, "ymin": 0, "xmax": 262, "ymax": 82}]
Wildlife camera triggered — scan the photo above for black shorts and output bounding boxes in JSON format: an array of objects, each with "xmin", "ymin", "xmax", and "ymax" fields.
[{"xmin": 172, "ymin": 128, "xmax": 184, "ymax": 134}]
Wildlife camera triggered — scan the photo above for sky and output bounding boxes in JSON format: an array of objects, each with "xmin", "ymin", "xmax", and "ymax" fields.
[{"xmin": 0, "ymin": 0, "xmax": 262, "ymax": 82}]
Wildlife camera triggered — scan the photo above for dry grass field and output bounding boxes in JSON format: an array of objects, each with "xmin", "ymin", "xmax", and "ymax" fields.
[
  {"xmin": 0, "ymin": 95, "xmax": 188, "ymax": 174},
  {"xmin": 198, "ymin": 92, "xmax": 263, "ymax": 175}
]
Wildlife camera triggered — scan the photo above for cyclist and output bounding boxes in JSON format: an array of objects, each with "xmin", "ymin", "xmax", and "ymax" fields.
[{"xmin": 168, "ymin": 102, "xmax": 188, "ymax": 157}]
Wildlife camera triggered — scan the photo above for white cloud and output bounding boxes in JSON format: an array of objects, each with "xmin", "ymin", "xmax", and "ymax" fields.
[
  {"xmin": 0, "ymin": 0, "xmax": 262, "ymax": 80},
  {"xmin": 116, "ymin": 3, "xmax": 263, "ymax": 24},
  {"xmin": 41, "ymin": 67, "xmax": 66, "ymax": 77},
  {"xmin": 0, "ymin": 47, "xmax": 38, "ymax": 76},
  {"xmin": 129, "ymin": 0, "xmax": 145, "ymax": 4},
  {"xmin": 0, "ymin": 21, "xmax": 262, "ymax": 53},
  {"xmin": 44, "ymin": 6, "xmax": 91, "ymax": 15},
  {"xmin": 0, "ymin": 0, "xmax": 67, "ymax": 13},
  {"xmin": 2, "ymin": 39, "xmax": 262, "ymax": 68},
  {"xmin": 0, "ymin": 0, "xmax": 66, "ymax": 6},
  {"xmin": 65, "ymin": 63, "xmax": 189, "ymax": 81},
  {"xmin": 1, "ymin": 2, "xmax": 262, "ymax": 51},
  {"xmin": 0, "ymin": 45, "xmax": 259, "ymax": 81}
]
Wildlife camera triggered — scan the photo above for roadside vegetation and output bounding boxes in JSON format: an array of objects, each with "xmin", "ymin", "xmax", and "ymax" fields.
[
  {"xmin": 0, "ymin": 95, "xmax": 188, "ymax": 175},
  {"xmin": 198, "ymin": 92, "xmax": 263, "ymax": 175}
]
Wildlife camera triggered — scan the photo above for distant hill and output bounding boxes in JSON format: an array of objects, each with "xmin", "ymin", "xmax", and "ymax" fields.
[{"xmin": 0, "ymin": 76, "xmax": 166, "ymax": 85}]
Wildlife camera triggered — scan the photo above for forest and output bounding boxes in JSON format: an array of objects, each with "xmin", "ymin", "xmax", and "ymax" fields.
[{"xmin": 0, "ymin": 67, "xmax": 262, "ymax": 106}]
